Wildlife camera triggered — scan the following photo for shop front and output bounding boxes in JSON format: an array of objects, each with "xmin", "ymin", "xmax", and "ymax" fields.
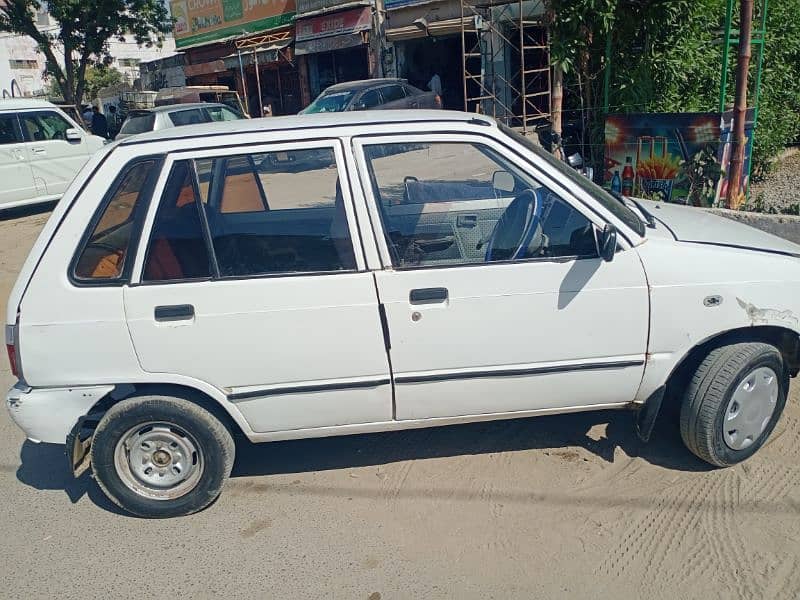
[
  {"xmin": 294, "ymin": 2, "xmax": 377, "ymax": 103},
  {"xmin": 384, "ymin": 0, "xmax": 471, "ymax": 110}
]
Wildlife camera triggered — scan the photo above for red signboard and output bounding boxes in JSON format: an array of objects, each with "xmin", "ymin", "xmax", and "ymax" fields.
[{"xmin": 295, "ymin": 7, "xmax": 372, "ymax": 41}]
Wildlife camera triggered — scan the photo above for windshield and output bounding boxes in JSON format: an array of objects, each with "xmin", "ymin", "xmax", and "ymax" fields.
[
  {"xmin": 498, "ymin": 123, "xmax": 646, "ymax": 237},
  {"xmin": 301, "ymin": 90, "xmax": 356, "ymax": 114}
]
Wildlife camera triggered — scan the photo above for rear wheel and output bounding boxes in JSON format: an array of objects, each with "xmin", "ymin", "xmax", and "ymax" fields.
[
  {"xmin": 91, "ymin": 395, "xmax": 235, "ymax": 518},
  {"xmin": 680, "ymin": 342, "xmax": 788, "ymax": 467}
]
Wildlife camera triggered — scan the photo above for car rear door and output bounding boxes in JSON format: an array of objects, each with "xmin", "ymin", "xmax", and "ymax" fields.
[
  {"xmin": 0, "ymin": 112, "xmax": 37, "ymax": 206},
  {"xmin": 353, "ymin": 133, "xmax": 649, "ymax": 421},
  {"xmin": 124, "ymin": 139, "xmax": 392, "ymax": 433},
  {"xmin": 18, "ymin": 109, "xmax": 90, "ymax": 197}
]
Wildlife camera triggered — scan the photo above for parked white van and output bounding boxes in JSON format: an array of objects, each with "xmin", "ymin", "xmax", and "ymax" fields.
[
  {"xmin": 5, "ymin": 111, "xmax": 800, "ymax": 517},
  {"xmin": 0, "ymin": 99, "xmax": 106, "ymax": 210}
]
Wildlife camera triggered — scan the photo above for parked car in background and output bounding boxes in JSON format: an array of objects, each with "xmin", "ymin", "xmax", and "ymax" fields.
[
  {"xmin": 6, "ymin": 111, "xmax": 800, "ymax": 518},
  {"xmin": 300, "ymin": 79, "xmax": 442, "ymax": 114},
  {"xmin": 0, "ymin": 99, "xmax": 106, "ymax": 211},
  {"xmin": 115, "ymin": 102, "xmax": 245, "ymax": 140},
  {"xmin": 154, "ymin": 86, "xmax": 247, "ymax": 116}
]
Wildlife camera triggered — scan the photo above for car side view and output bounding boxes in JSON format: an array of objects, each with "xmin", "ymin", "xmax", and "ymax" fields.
[
  {"xmin": 5, "ymin": 111, "xmax": 800, "ymax": 518},
  {"xmin": 300, "ymin": 78, "xmax": 442, "ymax": 113}
]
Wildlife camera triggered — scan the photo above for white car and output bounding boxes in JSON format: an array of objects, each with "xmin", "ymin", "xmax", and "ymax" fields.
[
  {"xmin": 5, "ymin": 111, "xmax": 800, "ymax": 518},
  {"xmin": 0, "ymin": 99, "xmax": 106, "ymax": 210}
]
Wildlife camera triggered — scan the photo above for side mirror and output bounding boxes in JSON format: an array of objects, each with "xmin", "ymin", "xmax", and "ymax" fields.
[
  {"xmin": 353, "ymin": 102, "xmax": 367, "ymax": 111},
  {"xmin": 492, "ymin": 170, "xmax": 515, "ymax": 194},
  {"xmin": 65, "ymin": 128, "xmax": 82, "ymax": 142},
  {"xmin": 598, "ymin": 223, "xmax": 617, "ymax": 262}
]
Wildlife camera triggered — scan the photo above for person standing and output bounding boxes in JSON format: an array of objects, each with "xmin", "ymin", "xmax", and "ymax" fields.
[
  {"xmin": 90, "ymin": 106, "xmax": 108, "ymax": 138},
  {"xmin": 427, "ymin": 71, "xmax": 443, "ymax": 97},
  {"xmin": 107, "ymin": 105, "xmax": 121, "ymax": 138}
]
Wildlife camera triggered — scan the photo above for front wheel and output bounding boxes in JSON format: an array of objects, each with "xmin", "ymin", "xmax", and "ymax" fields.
[
  {"xmin": 91, "ymin": 396, "xmax": 235, "ymax": 518},
  {"xmin": 680, "ymin": 342, "xmax": 788, "ymax": 467}
]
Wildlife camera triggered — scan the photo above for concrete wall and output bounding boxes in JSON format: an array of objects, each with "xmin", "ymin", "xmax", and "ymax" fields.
[{"xmin": 709, "ymin": 208, "xmax": 800, "ymax": 246}]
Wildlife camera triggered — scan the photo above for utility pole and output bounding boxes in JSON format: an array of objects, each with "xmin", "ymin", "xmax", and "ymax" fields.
[{"xmin": 726, "ymin": 0, "xmax": 754, "ymax": 208}]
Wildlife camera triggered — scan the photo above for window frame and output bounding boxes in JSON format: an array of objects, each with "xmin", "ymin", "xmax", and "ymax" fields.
[
  {"xmin": 0, "ymin": 113, "xmax": 25, "ymax": 145},
  {"xmin": 352, "ymin": 132, "xmax": 626, "ymax": 271},
  {"xmin": 130, "ymin": 138, "xmax": 367, "ymax": 286},
  {"xmin": 18, "ymin": 110, "xmax": 73, "ymax": 143},
  {"xmin": 69, "ymin": 155, "xmax": 165, "ymax": 287}
]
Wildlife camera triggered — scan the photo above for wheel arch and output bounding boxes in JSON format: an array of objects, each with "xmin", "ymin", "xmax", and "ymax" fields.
[{"xmin": 666, "ymin": 325, "xmax": 799, "ymax": 395}]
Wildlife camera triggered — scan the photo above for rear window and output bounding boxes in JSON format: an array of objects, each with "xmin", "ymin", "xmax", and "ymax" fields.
[
  {"xmin": 73, "ymin": 160, "xmax": 158, "ymax": 281},
  {"xmin": 168, "ymin": 108, "xmax": 208, "ymax": 126},
  {"xmin": 120, "ymin": 113, "xmax": 155, "ymax": 135}
]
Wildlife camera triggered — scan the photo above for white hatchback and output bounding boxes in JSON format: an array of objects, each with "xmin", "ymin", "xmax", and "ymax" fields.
[
  {"xmin": 5, "ymin": 111, "xmax": 800, "ymax": 517},
  {"xmin": 0, "ymin": 99, "xmax": 106, "ymax": 210}
]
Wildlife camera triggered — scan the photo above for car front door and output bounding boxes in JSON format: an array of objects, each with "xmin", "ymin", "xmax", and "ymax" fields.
[
  {"xmin": 353, "ymin": 134, "xmax": 649, "ymax": 421},
  {"xmin": 124, "ymin": 140, "xmax": 392, "ymax": 433},
  {"xmin": 19, "ymin": 109, "xmax": 90, "ymax": 197},
  {"xmin": 0, "ymin": 113, "xmax": 37, "ymax": 206}
]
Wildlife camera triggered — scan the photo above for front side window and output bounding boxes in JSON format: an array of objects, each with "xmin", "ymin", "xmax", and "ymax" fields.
[
  {"xmin": 0, "ymin": 114, "xmax": 23, "ymax": 145},
  {"xmin": 19, "ymin": 110, "xmax": 72, "ymax": 141},
  {"xmin": 205, "ymin": 105, "xmax": 242, "ymax": 122},
  {"xmin": 142, "ymin": 147, "xmax": 356, "ymax": 282},
  {"xmin": 168, "ymin": 109, "xmax": 207, "ymax": 126},
  {"xmin": 363, "ymin": 141, "xmax": 598, "ymax": 268},
  {"xmin": 74, "ymin": 160, "xmax": 158, "ymax": 281}
]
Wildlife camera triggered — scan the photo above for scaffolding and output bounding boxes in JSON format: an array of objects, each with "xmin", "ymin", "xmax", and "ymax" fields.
[{"xmin": 460, "ymin": 0, "xmax": 551, "ymax": 133}]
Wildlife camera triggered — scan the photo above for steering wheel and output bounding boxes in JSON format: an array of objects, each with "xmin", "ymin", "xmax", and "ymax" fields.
[{"xmin": 484, "ymin": 189, "xmax": 543, "ymax": 262}]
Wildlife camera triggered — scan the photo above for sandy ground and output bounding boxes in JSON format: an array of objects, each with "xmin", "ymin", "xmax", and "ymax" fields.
[{"xmin": 1, "ymin": 206, "xmax": 799, "ymax": 600}]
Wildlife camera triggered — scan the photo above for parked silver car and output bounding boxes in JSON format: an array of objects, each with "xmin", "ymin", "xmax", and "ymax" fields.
[
  {"xmin": 300, "ymin": 79, "xmax": 442, "ymax": 114},
  {"xmin": 115, "ymin": 102, "xmax": 244, "ymax": 140}
]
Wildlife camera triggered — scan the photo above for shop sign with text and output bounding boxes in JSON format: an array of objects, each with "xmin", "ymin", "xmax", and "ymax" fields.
[
  {"xmin": 295, "ymin": 7, "xmax": 371, "ymax": 41},
  {"xmin": 171, "ymin": 0, "xmax": 296, "ymax": 48}
]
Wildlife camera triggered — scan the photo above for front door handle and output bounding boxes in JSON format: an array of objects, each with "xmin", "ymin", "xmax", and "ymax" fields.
[
  {"xmin": 31, "ymin": 147, "xmax": 46, "ymax": 155},
  {"xmin": 410, "ymin": 287, "xmax": 448, "ymax": 304},
  {"xmin": 154, "ymin": 304, "xmax": 195, "ymax": 322}
]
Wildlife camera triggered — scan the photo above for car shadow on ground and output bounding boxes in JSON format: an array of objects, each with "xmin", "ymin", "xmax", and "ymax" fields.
[
  {"xmin": 14, "ymin": 403, "xmax": 712, "ymax": 514},
  {"xmin": 230, "ymin": 405, "xmax": 712, "ymax": 479}
]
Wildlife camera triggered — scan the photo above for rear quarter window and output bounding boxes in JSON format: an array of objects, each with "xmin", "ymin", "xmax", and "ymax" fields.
[{"xmin": 73, "ymin": 158, "xmax": 161, "ymax": 283}]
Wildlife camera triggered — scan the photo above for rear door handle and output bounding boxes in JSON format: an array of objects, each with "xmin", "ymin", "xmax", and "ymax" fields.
[
  {"xmin": 410, "ymin": 288, "xmax": 448, "ymax": 304},
  {"xmin": 32, "ymin": 147, "xmax": 46, "ymax": 154},
  {"xmin": 154, "ymin": 304, "xmax": 195, "ymax": 322}
]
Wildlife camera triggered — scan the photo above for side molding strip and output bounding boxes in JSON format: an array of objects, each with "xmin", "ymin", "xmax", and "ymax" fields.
[{"xmin": 229, "ymin": 377, "xmax": 391, "ymax": 402}]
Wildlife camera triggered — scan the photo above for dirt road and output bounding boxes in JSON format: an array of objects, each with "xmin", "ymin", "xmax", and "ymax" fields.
[{"xmin": 1, "ymin": 208, "xmax": 798, "ymax": 599}]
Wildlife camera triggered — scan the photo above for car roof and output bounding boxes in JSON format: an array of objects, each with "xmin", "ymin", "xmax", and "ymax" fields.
[
  {"xmin": 323, "ymin": 79, "xmax": 407, "ymax": 93},
  {"xmin": 118, "ymin": 110, "xmax": 494, "ymax": 145},
  {"xmin": 0, "ymin": 98, "xmax": 58, "ymax": 111},
  {"xmin": 130, "ymin": 102, "xmax": 230, "ymax": 115}
]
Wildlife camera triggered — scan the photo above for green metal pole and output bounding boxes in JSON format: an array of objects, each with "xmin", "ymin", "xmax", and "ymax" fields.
[
  {"xmin": 603, "ymin": 28, "xmax": 612, "ymax": 113},
  {"xmin": 718, "ymin": 0, "xmax": 735, "ymax": 113},
  {"xmin": 745, "ymin": 0, "xmax": 767, "ymax": 198}
]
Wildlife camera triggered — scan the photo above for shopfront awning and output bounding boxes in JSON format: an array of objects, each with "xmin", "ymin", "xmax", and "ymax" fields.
[
  {"xmin": 385, "ymin": 16, "xmax": 474, "ymax": 41},
  {"xmin": 295, "ymin": 31, "xmax": 368, "ymax": 55},
  {"xmin": 222, "ymin": 39, "xmax": 293, "ymax": 70}
]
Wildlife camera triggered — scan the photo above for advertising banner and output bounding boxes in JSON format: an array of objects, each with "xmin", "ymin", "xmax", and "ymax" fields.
[
  {"xmin": 171, "ymin": 0, "xmax": 296, "ymax": 48},
  {"xmin": 604, "ymin": 111, "xmax": 754, "ymax": 206}
]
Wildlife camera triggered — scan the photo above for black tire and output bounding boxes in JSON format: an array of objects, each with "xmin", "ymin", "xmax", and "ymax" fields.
[
  {"xmin": 680, "ymin": 342, "xmax": 788, "ymax": 467},
  {"xmin": 91, "ymin": 395, "xmax": 235, "ymax": 518}
]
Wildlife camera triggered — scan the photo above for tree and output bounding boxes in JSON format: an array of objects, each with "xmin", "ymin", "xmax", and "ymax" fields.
[
  {"xmin": 47, "ymin": 65, "xmax": 124, "ymax": 103},
  {"xmin": 0, "ymin": 0, "xmax": 172, "ymax": 107}
]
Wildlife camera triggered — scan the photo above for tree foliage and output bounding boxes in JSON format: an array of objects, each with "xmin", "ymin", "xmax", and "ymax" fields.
[
  {"xmin": 547, "ymin": 0, "xmax": 800, "ymax": 177},
  {"xmin": 46, "ymin": 65, "xmax": 124, "ymax": 103},
  {"xmin": 0, "ymin": 0, "xmax": 172, "ymax": 107}
]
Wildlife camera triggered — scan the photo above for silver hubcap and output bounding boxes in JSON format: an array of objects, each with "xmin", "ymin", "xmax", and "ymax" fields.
[
  {"xmin": 723, "ymin": 366, "xmax": 779, "ymax": 451},
  {"xmin": 114, "ymin": 422, "xmax": 204, "ymax": 500}
]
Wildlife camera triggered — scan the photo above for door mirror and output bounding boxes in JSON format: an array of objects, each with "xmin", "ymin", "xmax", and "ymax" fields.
[
  {"xmin": 65, "ymin": 128, "xmax": 82, "ymax": 142},
  {"xmin": 598, "ymin": 223, "xmax": 617, "ymax": 262},
  {"xmin": 492, "ymin": 170, "xmax": 515, "ymax": 194},
  {"xmin": 353, "ymin": 102, "xmax": 367, "ymax": 111}
]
